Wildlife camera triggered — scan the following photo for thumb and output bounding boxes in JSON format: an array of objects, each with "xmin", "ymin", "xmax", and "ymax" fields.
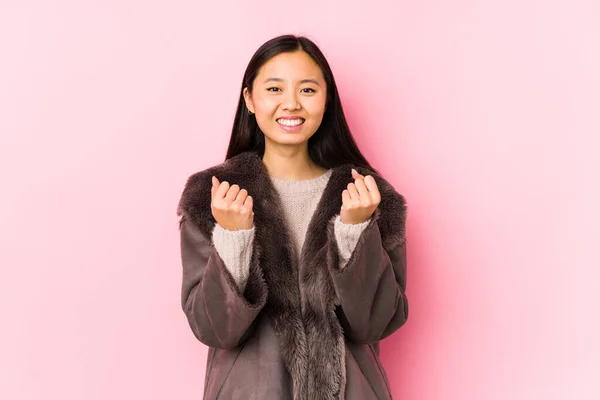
[{"xmin": 351, "ymin": 168, "xmax": 364, "ymax": 180}]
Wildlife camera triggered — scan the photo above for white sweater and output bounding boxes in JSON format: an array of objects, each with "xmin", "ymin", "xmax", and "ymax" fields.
[{"xmin": 211, "ymin": 169, "xmax": 370, "ymax": 291}]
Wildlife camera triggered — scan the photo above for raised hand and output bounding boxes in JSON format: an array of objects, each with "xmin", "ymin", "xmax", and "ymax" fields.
[
  {"xmin": 340, "ymin": 169, "xmax": 381, "ymax": 224},
  {"xmin": 210, "ymin": 176, "xmax": 254, "ymax": 231}
]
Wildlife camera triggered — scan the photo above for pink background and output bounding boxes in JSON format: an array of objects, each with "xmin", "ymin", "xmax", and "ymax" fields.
[{"xmin": 1, "ymin": 1, "xmax": 599, "ymax": 399}]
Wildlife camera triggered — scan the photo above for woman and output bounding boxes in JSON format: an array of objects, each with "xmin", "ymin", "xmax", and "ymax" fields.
[{"xmin": 177, "ymin": 34, "xmax": 408, "ymax": 400}]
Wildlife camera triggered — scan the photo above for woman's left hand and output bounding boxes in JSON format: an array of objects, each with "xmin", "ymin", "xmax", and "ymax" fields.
[{"xmin": 340, "ymin": 169, "xmax": 381, "ymax": 224}]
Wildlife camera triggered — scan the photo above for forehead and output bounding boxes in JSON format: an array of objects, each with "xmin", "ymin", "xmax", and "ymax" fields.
[{"xmin": 256, "ymin": 51, "xmax": 324, "ymax": 81}]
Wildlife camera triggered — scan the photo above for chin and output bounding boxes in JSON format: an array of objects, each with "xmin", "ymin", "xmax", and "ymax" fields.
[
  {"xmin": 275, "ymin": 138, "xmax": 310, "ymax": 146},
  {"xmin": 264, "ymin": 134, "xmax": 310, "ymax": 147}
]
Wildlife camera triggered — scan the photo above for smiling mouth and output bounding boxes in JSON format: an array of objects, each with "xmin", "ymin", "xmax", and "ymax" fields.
[{"xmin": 276, "ymin": 118, "xmax": 305, "ymax": 127}]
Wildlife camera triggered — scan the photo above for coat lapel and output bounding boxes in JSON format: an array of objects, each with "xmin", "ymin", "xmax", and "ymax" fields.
[
  {"xmin": 177, "ymin": 150, "xmax": 406, "ymax": 400},
  {"xmin": 297, "ymin": 163, "xmax": 350, "ymax": 400}
]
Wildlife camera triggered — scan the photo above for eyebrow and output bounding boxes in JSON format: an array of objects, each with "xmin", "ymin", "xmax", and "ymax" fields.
[{"xmin": 263, "ymin": 77, "xmax": 321, "ymax": 86}]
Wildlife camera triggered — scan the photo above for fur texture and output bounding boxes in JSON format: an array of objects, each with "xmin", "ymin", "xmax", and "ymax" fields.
[{"xmin": 177, "ymin": 151, "xmax": 406, "ymax": 400}]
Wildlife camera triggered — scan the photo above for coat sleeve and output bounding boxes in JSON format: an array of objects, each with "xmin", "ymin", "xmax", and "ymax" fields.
[
  {"xmin": 327, "ymin": 208, "xmax": 408, "ymax": 345},
  {"xmin": 179, "ymin": 215, "xmax": 268, "ymax": 349}
]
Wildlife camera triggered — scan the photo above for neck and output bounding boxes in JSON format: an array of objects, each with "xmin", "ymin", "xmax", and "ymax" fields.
[{"xmin": 262, "ymin": 144, "xmax": 327, "ymax": 180}]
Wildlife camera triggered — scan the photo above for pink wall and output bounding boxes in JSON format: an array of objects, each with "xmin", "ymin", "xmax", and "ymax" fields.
[{"xmin": 1, "ymin": 1, "xmax": 598, "ymax": 399}]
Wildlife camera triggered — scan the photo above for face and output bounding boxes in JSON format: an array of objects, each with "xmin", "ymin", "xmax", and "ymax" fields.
[{"xmin": 243, "ymin": 50, "xmax": 327, "ymax": 150}]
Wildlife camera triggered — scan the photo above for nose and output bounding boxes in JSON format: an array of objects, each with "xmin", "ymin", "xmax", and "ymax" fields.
[{"xmin": 282, "ymin": 90, "xmax": 301, "ymax": 111}]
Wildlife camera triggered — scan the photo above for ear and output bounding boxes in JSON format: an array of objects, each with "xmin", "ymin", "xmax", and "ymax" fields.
[{"xmin": 243, "ymin": 87, "xmax": 255, "ymax": 114}]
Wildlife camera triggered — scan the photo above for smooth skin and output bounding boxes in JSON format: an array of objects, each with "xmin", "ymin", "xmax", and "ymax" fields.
[{"xmin": 211, "ymin": 50, "xmax": 380, "ymax": 230}]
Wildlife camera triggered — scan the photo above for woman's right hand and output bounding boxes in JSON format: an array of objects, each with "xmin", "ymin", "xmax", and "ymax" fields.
[{"xmin": 210, "ymin": 176, "xmax": 254, "ymax": 231}]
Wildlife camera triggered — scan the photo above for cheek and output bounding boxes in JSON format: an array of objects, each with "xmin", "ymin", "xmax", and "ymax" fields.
[
  {"xmin": 307, "ymin": 99, "xmax": 327, "ymax": 119},
  {"xmin": 255, "ymin": 96, "xmax": 278, "ymax": 113},
  {"xmin": 309, "ymin": 93, "xmax": 327, "ymax": 110}
]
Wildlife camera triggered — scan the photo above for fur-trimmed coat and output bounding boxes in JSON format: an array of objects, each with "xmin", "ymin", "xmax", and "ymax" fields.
[{"xmin": 177, "ymin": 151, "xmax": 408, "ymax": 400}]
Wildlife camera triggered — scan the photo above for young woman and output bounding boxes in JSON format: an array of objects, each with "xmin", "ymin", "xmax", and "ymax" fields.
[{"xmin": 177, "ymin": 34, "xmax": 408, "ymax": 400}]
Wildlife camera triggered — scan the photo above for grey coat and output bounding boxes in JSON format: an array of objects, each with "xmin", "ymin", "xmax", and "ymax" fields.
[{"xmin": 177, "ymin": 151, "xmax": 408, "ymax": 400}]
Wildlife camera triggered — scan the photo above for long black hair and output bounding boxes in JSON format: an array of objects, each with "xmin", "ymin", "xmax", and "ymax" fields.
[{"xmin": 225, "ymin": 34, "xmax": 377, "ymax": 172}]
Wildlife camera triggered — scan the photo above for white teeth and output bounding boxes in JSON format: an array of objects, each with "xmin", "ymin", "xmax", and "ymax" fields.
[{"xmin": 277, "ymin": 119, "xmax": 304, "ymax": 127}]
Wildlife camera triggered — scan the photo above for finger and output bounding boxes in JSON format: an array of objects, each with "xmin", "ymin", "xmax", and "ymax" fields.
[
  {"xmin": 364, "ymin": 176, "xmax": 381, "ymax": 203},
  {"xmin": 347, "ymin": 183, "xmax": 360, "ymax": 201},
  {"xmin": 224, "ymin": 184, "xmax": 241, "ymax": 205},
  {"xmin": 341, "ymin": 189, "xmax": 350, "ymax": 209},
  {"xmin": 233, "ymin": 188, "xmax": 248, "ymax": 205},
  {"xmin": 215, "ymin": 180, "xmax": 230, "ymax": 202},
  {"xmin": 363, "ymin": 175, "xmax": 378, "ymax": 191},
  {"xmin": 351, "ymin": 168, "xmax": 365, "ymax": 180},
  {"xmin": 242, "ymin": 195, "xmax": 253, "ymax": 213},
  {"xmin": 211, "ymin": 176, "xmax": 219, "ymax": 199},
  {"xmin": 353, "ymin": 177, "xmax": 372, "ymax": 201}
]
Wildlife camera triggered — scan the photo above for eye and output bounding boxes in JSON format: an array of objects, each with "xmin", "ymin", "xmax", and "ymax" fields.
[
  {"xmin": 266, "ymin": 87, "xmax": 281, "ymax": 92},
  {"xmin": 301, "ymin": 88, "xmax": 316, "ymax": 93}
]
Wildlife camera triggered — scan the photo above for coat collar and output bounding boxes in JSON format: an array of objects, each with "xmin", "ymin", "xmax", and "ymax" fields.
[
  {"xmin": 177, "ymin": 150, "xmax": 406, "ymax": 400},
  {"xmin": 177, "ymin": 151, "xmax": 406, "ymax": 251}
]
